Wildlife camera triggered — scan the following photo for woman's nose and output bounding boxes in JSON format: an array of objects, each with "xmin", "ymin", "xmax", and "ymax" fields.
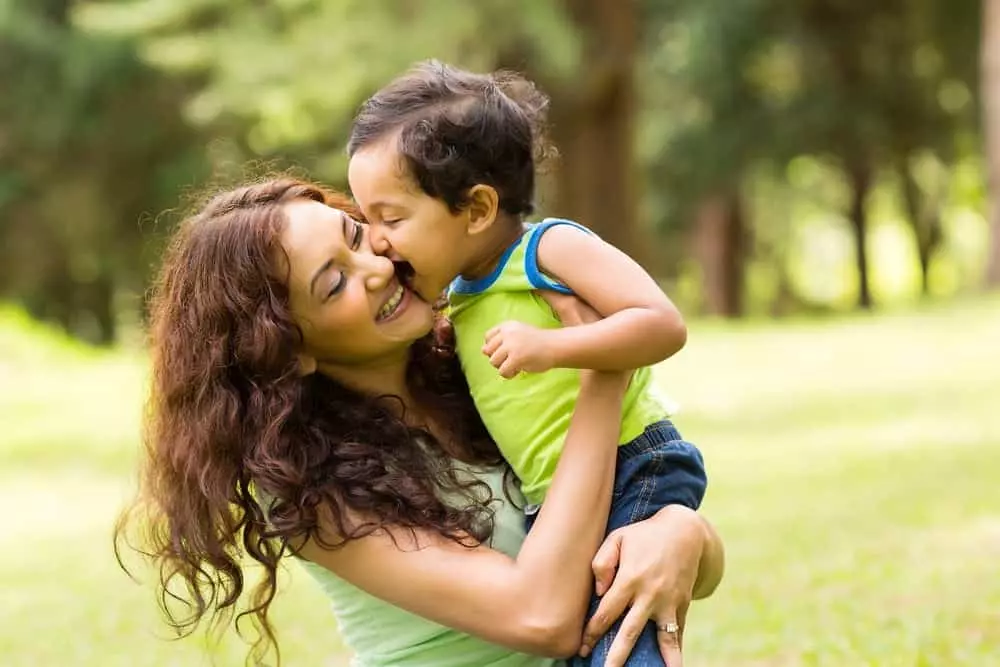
[{"xmin": 362, "ymin": 253, "xmax": 395, "ymax": 292}]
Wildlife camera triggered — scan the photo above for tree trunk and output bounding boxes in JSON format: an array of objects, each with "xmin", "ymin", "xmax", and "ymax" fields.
[
  {"xmin": 87, "ymin": 273, "xmax": 117, "ymax": 346},
  {"xmin": 547, "ymin": 0, "xmax": 642, "ymax": 264},
  {"xmin": 897, "ymin": 159, "xmax": 943, "ymax": 297},
  {"xmin": 846, "ymin": 159, "xmax": 874, "ymax": 309},
  {"xmin": 692, "ymin": 190, "xmax": 747, "ymax": 317},
  {"xmin": 983, "ymin": 0, "xmax": 1000, "ymax": 287}
]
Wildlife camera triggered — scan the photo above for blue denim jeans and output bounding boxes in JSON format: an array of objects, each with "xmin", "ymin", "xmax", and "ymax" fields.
[{"xmin": 526, "ymin": 420, "xmax": 707, "ymax": 667}]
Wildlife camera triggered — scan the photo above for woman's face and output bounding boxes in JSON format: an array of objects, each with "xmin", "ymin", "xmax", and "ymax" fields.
[{"xmin": 278, "ymin": 198, "xmax": 434, "ymax": 372}]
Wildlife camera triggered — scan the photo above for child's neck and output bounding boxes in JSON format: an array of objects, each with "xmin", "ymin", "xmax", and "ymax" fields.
[{"xmin": 460, "ymin": 217, "xmax": 525, "ymax": 281}]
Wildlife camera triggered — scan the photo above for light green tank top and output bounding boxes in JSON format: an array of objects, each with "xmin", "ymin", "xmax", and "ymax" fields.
[
  {"xmin": 295, "ymin": 465, "xmax": 560, "ymax": 667},
  {"xmin": 447, "ymin": 219, "xmax": 672, "ymax": 504}
]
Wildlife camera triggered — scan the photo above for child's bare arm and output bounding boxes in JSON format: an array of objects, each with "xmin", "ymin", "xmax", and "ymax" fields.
[
  {"xmin": 535, "ymin": 224, "xmax": 685, "ymax": 370},
  {"xmin": 482, "ymin": 224, "xmax": 686, "ymax": 377}
]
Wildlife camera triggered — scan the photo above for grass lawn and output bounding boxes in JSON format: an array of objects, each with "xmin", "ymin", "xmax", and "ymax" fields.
[{"xmin": 1, "ymin": 298, "xmax": 998, "ymax": 666}]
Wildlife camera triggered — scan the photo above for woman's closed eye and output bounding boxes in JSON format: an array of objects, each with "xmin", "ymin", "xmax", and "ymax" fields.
[
  {"xmin": 321, "ymin": 223, "xmax": 364, "ymax": 301},
  {"xmin": 326, "ymin": 273, "xmax": 346, "ymax": 300},
  {"xmin": 351, "ymin": 220, "xmax": 364, "ymax": 249}
]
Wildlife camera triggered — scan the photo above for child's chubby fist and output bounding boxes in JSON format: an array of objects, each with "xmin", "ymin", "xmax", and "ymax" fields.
[{"xmin": 482, "ymin": 321, "xmax": 556, "ymax": 379}]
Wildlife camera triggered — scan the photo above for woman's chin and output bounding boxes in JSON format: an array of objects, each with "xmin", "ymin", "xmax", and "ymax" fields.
[{"xmin": 379, "ymin": 291, "xmax": 434, "ymax": 341}]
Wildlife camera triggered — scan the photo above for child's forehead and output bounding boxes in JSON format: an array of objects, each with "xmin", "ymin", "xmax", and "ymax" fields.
[{"xmin": 350, "ymin": 139, "xmax": 419, "ymax": 198}]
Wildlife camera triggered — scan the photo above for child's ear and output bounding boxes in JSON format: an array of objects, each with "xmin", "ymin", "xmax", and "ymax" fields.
[{"xmin": 464, "ymin": 184, "xmax": 500, "ymax": 236}]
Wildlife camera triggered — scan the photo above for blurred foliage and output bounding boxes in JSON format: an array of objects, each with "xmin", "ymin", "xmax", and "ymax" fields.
[
  {"xmin": 77, "ymin": 0, "xmax": 580, "ymax": 179},
  {"xmin": 0, "ymin": 0, "xmax": 206, "ymax": 343},
  {"xmin": 0, "ymin": 0, "xmax": 993, "ymax": 342}
]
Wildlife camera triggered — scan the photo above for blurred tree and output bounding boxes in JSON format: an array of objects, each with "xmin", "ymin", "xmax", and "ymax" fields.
[
  {"xmin": 81, "ymin": 0, "xmax": 659, "ymax": 262},
  {"xmin": 637, "ymin": 0, "xmax": 779, "ymax": 316},
  {"xmin": 5, "ymin": 0, "xmax": 986, "ymax": 341},
  {"xmin": 984, "ymin": 0, "xmax": 1000, "ymax": 287},
  {"xmin": 0, "ymin": 0, "xmax": 206, "ymax": 343},
  {"xmin": 540, "ymin": 0, "xmax": 642, "ymax": 265},
  {"xmin": 882, "ymin": 0, "xmax": 979, "ymax": 297},
  {"xmin": 645, "ymin": 0, "xmax": 980, "ymax": 312}
]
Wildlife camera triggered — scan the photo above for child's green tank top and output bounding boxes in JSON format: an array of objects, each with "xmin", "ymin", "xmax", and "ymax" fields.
[
  {"xmin": 447, "ymin": 219, "xmax": 672, "ymax": 504},
  {"xmin": 296, "ymin": 465, "xmax": 560, "ymax": 667}
]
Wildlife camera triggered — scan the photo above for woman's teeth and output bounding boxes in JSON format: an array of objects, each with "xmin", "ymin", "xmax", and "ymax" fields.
[{"xmin": 377, "ymin": 285, "xmax": 405, "ymax": 320}]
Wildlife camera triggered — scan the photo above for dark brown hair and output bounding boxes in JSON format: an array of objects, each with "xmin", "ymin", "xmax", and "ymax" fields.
[
  {"xmin": 347, "ymin": 59, "xmax": 555, "ymax": 217},
  {"xmin": 115, "ymin": 177, "xmax": 503, "ymax": 665}
]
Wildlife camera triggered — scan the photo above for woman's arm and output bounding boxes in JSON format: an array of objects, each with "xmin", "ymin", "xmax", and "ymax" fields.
[{"xmin": 298, "ymin": 370, "xmax": 626, "ymax": 658}]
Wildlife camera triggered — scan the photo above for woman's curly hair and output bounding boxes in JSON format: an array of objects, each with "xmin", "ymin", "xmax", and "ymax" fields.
[{"xmin": 114, "ymin": 177, "xmax": 504, "ymax": 665}]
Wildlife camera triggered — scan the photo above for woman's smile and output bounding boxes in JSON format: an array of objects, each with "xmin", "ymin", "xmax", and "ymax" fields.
[{"xmin": 375, "ymin": 282, "xmax": 408, "ymax": 322}]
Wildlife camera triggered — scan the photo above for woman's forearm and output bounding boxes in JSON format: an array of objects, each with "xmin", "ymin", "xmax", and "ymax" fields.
[
  {"xmin": 511, "ymin": 371, "xmax": 624, "ymax": 651},
  {"xmin": 302, "ymin": 372, "xmax": 625, "ymax": 658}
]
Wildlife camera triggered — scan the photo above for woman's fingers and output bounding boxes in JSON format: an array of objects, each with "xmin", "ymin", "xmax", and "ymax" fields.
[
  {"xmin": 656, "ymin": 605, "xmax": 688, "ymax": 667},
  {"xmin": 678, "ymin": 600, "xmax": 689, "ymax": 646},
  {"xmin": 591, "ymin": 529, "xmax": 623, "ymax": 597},
  {"xmin": 535, "ymin": 289, "xmax": 602, "ymax": 326},
  {"xmin": 603, "ymin": 602, "xmax": 653, "ymax": 667},
  {"xmin": 580, "ymin": 576, "xmax": 632, "ymax": 655},
  {"xmin": 536, "ymin": 290, "xmax": 578, "ymax": 324}
]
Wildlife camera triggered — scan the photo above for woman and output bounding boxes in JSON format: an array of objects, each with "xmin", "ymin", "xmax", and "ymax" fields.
[{"xmin": 116, "ymin": 177, "xmax": 724, "ymax": 667}]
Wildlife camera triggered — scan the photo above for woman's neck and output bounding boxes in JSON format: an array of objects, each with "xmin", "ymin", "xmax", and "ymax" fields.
[
  {"xmin": 317, "ymin": 353, "xmax": 443, "ymax": 434},
  {"xmin": 318, "ymin": 354, "xmax": 413, "ymax": 407}
]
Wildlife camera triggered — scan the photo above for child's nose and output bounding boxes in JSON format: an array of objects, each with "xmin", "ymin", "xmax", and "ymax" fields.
[{"xmin": 367, "ymin": 222, "xmax": 392, "ymax": 257}]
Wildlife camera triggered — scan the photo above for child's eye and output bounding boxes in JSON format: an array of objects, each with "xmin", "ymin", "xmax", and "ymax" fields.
[{"xmin": 383, "ymin": 219, "xmax": 401, "ymax": 227}]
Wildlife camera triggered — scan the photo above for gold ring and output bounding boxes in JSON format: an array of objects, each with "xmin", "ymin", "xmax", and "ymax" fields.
[{"xmin": 656, "ymin": 622, "xmax": 680, "ymax": 634}]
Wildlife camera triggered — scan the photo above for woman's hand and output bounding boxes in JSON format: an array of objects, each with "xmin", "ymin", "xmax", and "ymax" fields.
[
  {"xmin": 579, "ymin": 505, "xmax": 722, "ymax": 667},
  {"xmin": 538, "ymin": 290, "xmax": 602, "ymax": 327}
]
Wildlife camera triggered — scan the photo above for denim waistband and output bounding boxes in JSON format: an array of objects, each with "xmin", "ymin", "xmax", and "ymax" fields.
[{"xmin": 617, "ymin": 420, "xmax": 683, "ymax": 462}]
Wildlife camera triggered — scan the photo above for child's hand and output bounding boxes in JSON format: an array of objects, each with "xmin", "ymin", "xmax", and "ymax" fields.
[{"xmin": 482, "ymin": 321, "xmax": 556, "ymax": 378}]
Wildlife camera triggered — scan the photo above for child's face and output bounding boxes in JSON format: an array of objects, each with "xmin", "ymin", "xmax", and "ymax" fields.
[{"xmin": 349, "ymin": 138, "xmax": 472, "ymax": 302}]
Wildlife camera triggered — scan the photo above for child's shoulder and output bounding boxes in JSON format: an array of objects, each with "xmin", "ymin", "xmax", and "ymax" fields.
[{"xmin": 525, "ymin": 217, "xmax": 595, "ymax": 240}]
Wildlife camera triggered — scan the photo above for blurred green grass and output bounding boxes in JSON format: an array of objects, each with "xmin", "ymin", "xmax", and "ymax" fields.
[{"xmin": 2, "ymin": 298, "xmax": 998, "ymax": 666}]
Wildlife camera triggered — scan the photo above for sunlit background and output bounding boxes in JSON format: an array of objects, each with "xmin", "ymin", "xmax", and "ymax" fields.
[{"xmin": 2, "ymin": 0, "xmax": 998, "ymax": 665}]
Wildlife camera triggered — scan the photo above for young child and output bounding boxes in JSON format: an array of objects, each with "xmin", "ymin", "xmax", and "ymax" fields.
[{"xmin": 347, "ymin": 60, "xmax": 707, "ymax": 666}]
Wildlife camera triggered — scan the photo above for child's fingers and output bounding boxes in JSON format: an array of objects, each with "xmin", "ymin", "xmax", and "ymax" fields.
[
  {"xmin": 484, "ymin": 326, "xmax": 501, "ymax": 342},
  {"xmin": 489, "ymin": 348, "xmax": 509, "ymax": 370},
  {"xmin": 497, "ymin": 357, "xmax": 520, "ymax": 379},
  {"xmin": 482, "ymin": 334, "xmax": 502, "ymax": 357}
]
